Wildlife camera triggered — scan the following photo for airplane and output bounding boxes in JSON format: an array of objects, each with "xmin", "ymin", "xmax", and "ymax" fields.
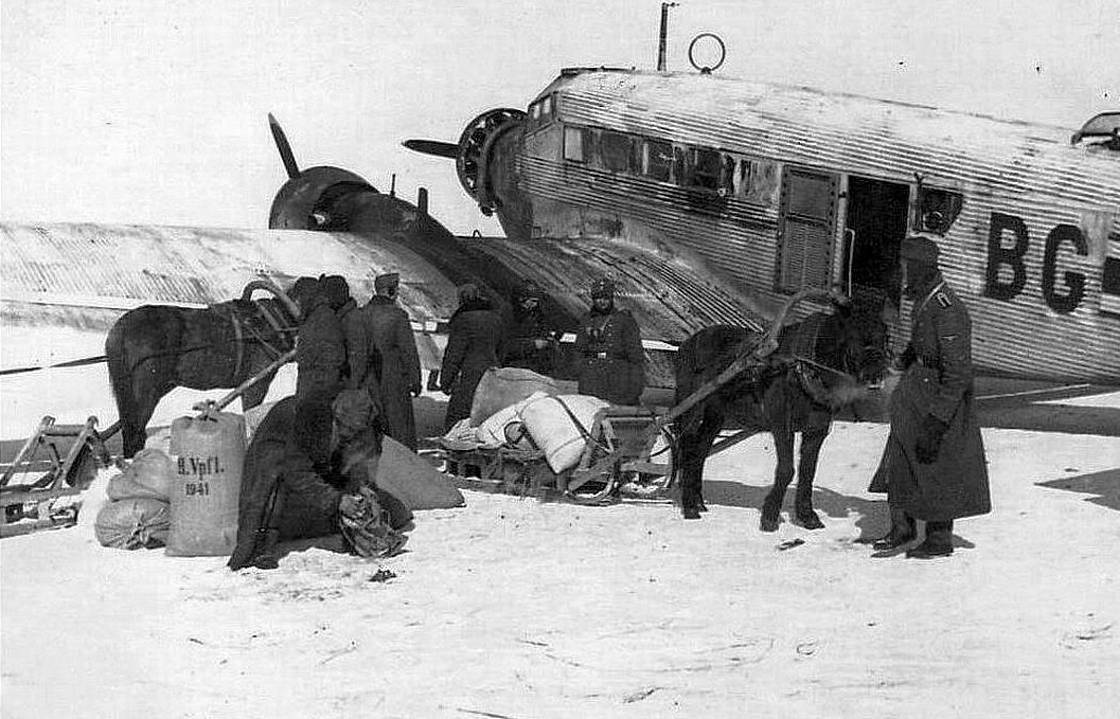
[
  {"xmin": 2, "ymin": 21, "xmax": 1118, "ymax": 419},
  {"xmin": 398, "ymin": 67, "xmax": 1120, "ymax": 385}
]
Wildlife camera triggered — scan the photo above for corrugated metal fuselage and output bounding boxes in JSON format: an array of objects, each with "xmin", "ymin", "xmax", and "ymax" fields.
[{"xmin": 499, "ymin": 69, "xmax": 1120, "ymax": 384}]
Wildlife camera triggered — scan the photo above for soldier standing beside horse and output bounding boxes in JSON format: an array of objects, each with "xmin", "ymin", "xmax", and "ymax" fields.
[{"xmin": 868, "ymin": 235, "xmax": 991, "ymax": 558}]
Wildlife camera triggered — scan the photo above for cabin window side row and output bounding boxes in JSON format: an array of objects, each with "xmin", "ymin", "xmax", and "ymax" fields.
[{"xmin": 561, "ymin": 124, "xmax": 778, "ymax": 203}]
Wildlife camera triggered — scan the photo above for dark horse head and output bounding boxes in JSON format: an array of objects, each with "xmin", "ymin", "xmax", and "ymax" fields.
[
  {"xmin": 798, "ymin": 288, "xmax": 892, "ymax": 407},
  {"xmin": 673, "ymin": 288, "xmax": 891, "ymax": 523}
]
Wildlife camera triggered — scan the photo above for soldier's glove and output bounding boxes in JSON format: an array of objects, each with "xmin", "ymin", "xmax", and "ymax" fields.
[
  {"xmin": 915, "ymin": 414, "xmax": 948, "ymax": 464},
  {"xmin": 409, "ymin": 382, "xmax": 423, "ymax": 397},
  {"xmin": 338, "ymin": 487, "xmax": 408, "ymax": 558},
  {"xmin": 896, "ymin": 344, "xmax": 917, "ymax": 371}
]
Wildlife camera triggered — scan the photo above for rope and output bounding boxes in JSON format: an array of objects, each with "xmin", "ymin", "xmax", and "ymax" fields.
[
  {"xmin": 0, "ymin": 355, "xmax": 109, "ymax": 376},
  {"xmin": 229, "ymin": 308, "xmax": 246, "ymax": 381},
  {"xmin": 552, "ymin": 397, "xmax": 602, "ymax": 448},
  {"xmin": 238, "ymin": 302, "xmax": 291, "ymax": 360}
]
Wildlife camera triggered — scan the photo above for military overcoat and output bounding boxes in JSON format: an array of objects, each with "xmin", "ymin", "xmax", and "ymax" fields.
[
  {"xmin": 295, "ymin": 299, "xmax": 346, "ymax": 401},
  {"xmin": 440, "ymin": 299, "xmax": 505, "ymax": 430},
  {"xmin": 572, "ymin": 307, "xmax": 645, "ymax": 405},
  {"xmin": 228, "ymin": 397, "xmax": 412, "ymax": 570},
  {"xmin": 362, "ymin": 296, "xmax": 422, "ymax": 450},
  {"xmin": 870, "ymin": 279, "xmax": 991, "ymax": 521},
  {"xmin": 504, "ymin": 307, "xmax": 559, "ymax": 377}
]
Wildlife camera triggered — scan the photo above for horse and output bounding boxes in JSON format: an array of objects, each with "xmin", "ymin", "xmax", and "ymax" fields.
[
  {"xmin": 105, "ymin": 279, "xmax": 312, "ymax": 457},
  {"xmin": 673, "ymin": 291, "xmax": 890, "ymax": 526}
]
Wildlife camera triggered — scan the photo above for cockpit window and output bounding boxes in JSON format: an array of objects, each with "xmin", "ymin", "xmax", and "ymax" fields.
[{"xmin": 528, "ymin": 95, "xmax": 556, "ymax": 130}]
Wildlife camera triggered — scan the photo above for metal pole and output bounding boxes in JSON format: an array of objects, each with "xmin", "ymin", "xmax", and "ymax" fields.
[{"xmin": 657, "ymin": 3, "xmax": 678, "ymax": 71}]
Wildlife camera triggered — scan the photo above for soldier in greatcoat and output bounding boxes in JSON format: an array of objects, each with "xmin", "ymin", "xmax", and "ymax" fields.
[
  {"xmin": 440, "ymin": 283, "xmax": 505, "ymax": 431},
  {"xmin": 503, "ymin": 279, "xmax": 560, "ymax": 377},
  {"xmin": 321, "ymin": 274, "xmax": 357, "ymax": 384},
  {"xmin": 228, "ymin": 389, "xmax": 411, "ymax": 571},
  {"xmin": 572, "ymin": 277, "xmax": 645, "ymax": 405},
  {"xmin": 869, "ymin": 235, "xmax": 991, "ymax": 558},
  {"xmin": 359, "ymin": 272, "xmax": 422, "ymax": 450},
  {"xmin": 293, "ymin": 278, "xmax": 348, "ymax": 466}
]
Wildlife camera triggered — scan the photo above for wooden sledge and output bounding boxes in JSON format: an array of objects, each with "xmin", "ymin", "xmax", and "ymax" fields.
[
  {"xmin": 439, "ymin": 404, "xmax": 676, "ymax": 505},
  {"xmin": 0, "ymin": 416, "xmax": 111, "ymax": 537}
]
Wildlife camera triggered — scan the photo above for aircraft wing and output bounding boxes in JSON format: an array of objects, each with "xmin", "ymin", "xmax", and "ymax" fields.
[
  {"xmin": 0, "ymin": 222, "xmax": 457, "ymax": 372},
  {"xmin": 2, "ymin": 222, "xmax": 774, "ymax": 389}
]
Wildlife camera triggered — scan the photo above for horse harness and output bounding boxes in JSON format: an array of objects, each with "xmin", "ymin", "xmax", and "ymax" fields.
[
  {"xmin": 212, "ymin": 300, "xmax": 298, "ymax": 380},
  {"xmin": 775, "ymin": 314, "xmax": 853, "ymax": 409}
]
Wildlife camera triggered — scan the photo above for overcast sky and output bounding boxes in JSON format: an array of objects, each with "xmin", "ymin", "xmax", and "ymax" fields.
[{"xmin": 2, "ymin": 0, "xmax": 1117, "ymax": 235}]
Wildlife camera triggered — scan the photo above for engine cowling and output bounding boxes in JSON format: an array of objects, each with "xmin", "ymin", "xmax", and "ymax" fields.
[
  {"xmin": 268, "ymin": 165, "xmax": 377, "ymax": 231},
  {"xmin": 453, "ymin": 108, "xmax": 526, "ymax": 214}
]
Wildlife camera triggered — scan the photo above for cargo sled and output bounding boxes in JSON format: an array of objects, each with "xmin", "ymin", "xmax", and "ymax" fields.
[
  {"xmin": 438, "ymin": 288, "xmax": 841, "ymax": 506},
  {"xmin": 440, "ymin": 403, "xmax": 676, "ymax": 504}
]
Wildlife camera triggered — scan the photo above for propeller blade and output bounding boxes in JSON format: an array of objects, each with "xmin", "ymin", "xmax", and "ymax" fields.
[
  {"xmin": 403, "ymin": 139, "xmax": 458, "ymax": 159},
  {"xmin": 268, "ymin": 112, "xmax": 300, "ymax": 179}
]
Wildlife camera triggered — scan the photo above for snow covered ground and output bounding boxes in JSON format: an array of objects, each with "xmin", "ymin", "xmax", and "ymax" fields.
[{"xmin": 3, "ymin": 377, "xmax": 1118, "ymax": 717}]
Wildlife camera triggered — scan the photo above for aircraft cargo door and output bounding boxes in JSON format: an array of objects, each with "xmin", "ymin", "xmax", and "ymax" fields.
[
  {"xmin": 843, "ymin": 176, "xmax": 909, "ymax": 306},
  {"xmin": 777, "ymin": 168, "xmax": 838, "ymax": 293}
]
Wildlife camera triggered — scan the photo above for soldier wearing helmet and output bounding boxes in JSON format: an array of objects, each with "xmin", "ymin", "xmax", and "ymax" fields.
[
  {"xmin": 868, "ymin": 234, "xmax": 991, "ymax": 559},
  {"xmin": 572, "ymin": 276, "xmax": 645, "ymax": 405}
]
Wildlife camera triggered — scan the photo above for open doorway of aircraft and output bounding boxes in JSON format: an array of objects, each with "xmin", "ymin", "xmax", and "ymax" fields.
[{"xmin": 2, "ymin": 6, "xmax": 1118, "ymax": 391}]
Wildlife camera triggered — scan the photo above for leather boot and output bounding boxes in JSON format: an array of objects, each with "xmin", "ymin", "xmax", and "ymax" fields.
[
  {"xmin": 907, "ymin": 520, "xmax": 954, "ymax": 558},
  {"xmin": 249, "ymin": 528, "xmax": 282, "ymax": 570},
  {"xmin": 871, "ymin": 506, "xmax": 915, "ymax": 550}
]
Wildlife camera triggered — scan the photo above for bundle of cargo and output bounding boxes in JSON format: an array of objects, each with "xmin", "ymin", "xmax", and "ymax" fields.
[
  {"xmin": 94, "ymin": 449, "xmax": 175, "ymax": 550},
  {"xmin": 468, "ymin": 367, "xmax": 559, "ymax": 427},
  {"xmin": 438, "ymin": 383, "xmax": 674, "ymax": 504}
]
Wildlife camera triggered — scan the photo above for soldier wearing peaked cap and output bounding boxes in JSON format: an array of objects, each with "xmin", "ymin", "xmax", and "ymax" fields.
[
  {"xmin": 868, "ymin": 234, "xmax": 991, "ymax": 559},
  {"xmin": 573, "ymin": 277, "xmax": 645, "ymax": 405},
  {"xmin": 349, "ymin": 271, "xmax": 422, "ymax": 450}
]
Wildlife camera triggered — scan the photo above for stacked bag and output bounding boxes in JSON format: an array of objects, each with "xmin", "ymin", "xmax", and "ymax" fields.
[
  {"xmin": 95, "ymin": 410, "xmax": 246, "ymax": 555},
  {"xmin": 94, "ymin": 449, "xmax": 175, "ymax": 550},
  {"xmin": 462, "ymin": 367, "xmax": 612, "ymax": 475}
]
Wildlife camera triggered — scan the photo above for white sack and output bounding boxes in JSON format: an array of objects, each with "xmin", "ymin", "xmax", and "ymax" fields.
[
  {"xmin": 520, "ymin": 394, "xmax": 610, "ymax": 474},
  {"xmin": 475, "ymin": 391, "xmax": 549, "ymax": 448}
]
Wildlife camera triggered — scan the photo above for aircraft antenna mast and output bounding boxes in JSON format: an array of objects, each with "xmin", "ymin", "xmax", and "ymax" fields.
[{"xmin": 657, "ymin": 2, "xmax": 678, "ymax": 71}]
